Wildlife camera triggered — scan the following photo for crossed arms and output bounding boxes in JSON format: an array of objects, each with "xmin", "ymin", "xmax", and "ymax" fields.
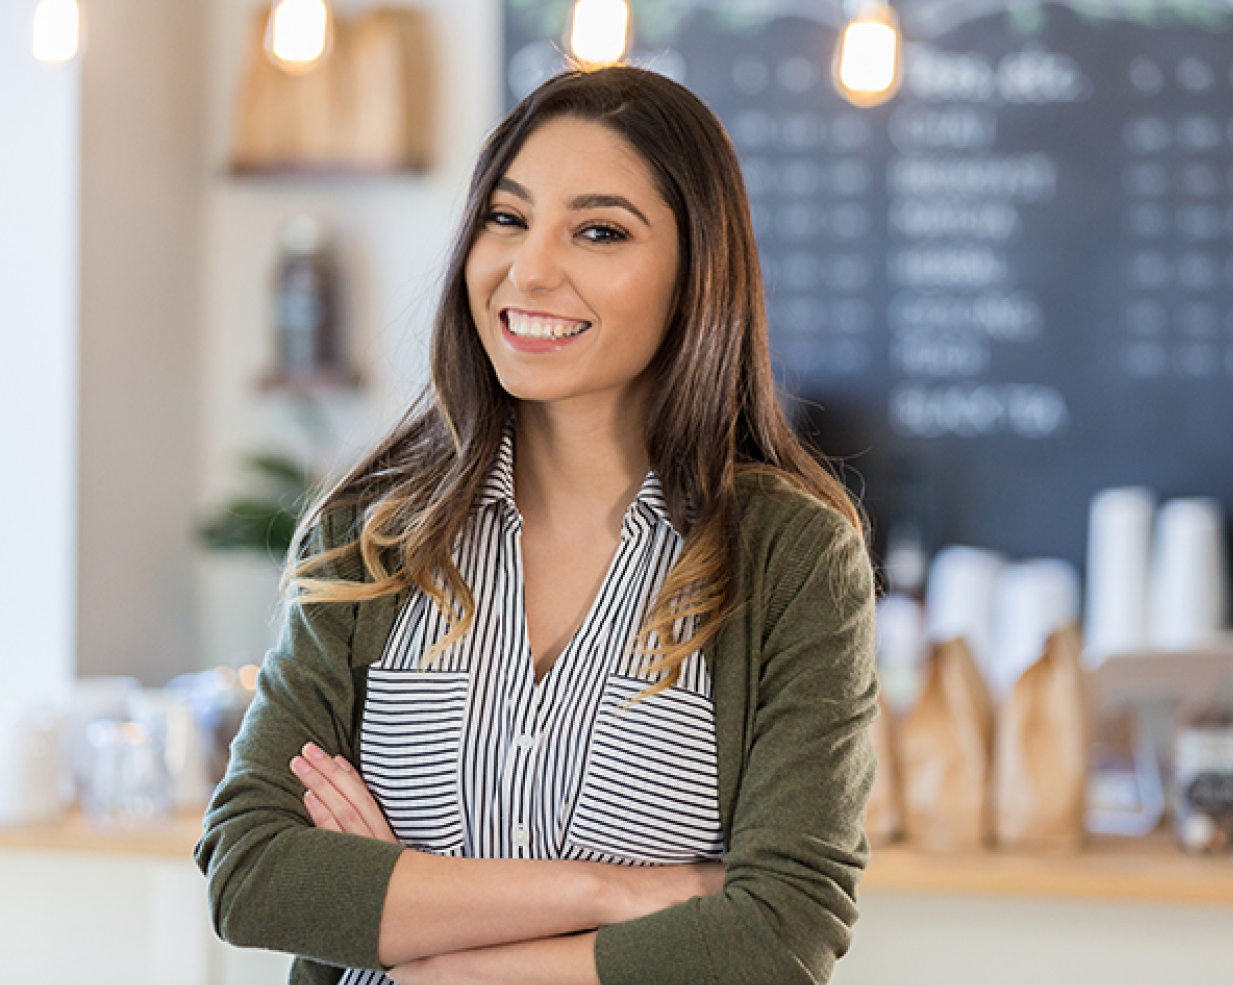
[
  {"xmin": 196, "ymin": 500, "xmax": 876, "ymax": 985},
  {"xmin": 289, "ymin": 741, "xmax": 724, "ymax": 985}
]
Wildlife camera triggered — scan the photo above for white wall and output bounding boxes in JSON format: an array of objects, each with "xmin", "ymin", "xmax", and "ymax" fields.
[
  {"xmin": 76, "ymin": 0, "xmax": 208, "ymax": 684},
  {"xmin": 0, "ymin": 4, "xmax": 81, "ymax": 704},
  {"xmin": 65, "ymin": 0, "xmax": 502, "ymax": 682},
  {"xmin": 192, "ymin": 0, "xmax": 502, "ymax": 669},
  {"xmin": 2, "ymin": 0, "xmax": 505, "ymax": 687},
  {"xmin": 199, "ymin": 0, "xmax": 503, "ymax": 507}
]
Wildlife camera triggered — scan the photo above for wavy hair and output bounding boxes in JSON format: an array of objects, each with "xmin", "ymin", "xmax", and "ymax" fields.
[{"xmin": 285, "ymin": 65, "xmax": 863, "ymax": 697}]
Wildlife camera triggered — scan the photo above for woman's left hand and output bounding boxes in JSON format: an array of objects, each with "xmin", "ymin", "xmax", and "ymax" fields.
[{"xmin": 290, "ymin": 742, "xmax": 398, "ymax": 843}]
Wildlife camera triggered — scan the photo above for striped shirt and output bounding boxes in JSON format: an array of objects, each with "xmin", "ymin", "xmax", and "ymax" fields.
[{"xmin": 341, "ymin": 422, "xmax": 724, "ymax": 985}]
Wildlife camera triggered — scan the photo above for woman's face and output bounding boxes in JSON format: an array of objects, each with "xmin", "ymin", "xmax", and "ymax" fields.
[{"xmin": 465, "ymin": 116, "xmax": 680, "ymax": 417}]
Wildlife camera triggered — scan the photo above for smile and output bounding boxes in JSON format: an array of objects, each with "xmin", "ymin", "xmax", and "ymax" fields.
[{"xmin": 501, "ymin": 309, "xmax": 591, "ymax": 340}]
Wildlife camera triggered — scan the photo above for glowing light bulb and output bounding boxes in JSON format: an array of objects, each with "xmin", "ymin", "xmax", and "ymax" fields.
[
  {"xmin": 265, "ymin": 0, "xmax": 332, "ymax": 73},
  {"xmin": 834, "ymin": 0, "xmax": 902, "ymax": 107},
  {"xmin": 569, "ymin": 0, "xmax": 630, "ymax": 67},
  {"xmin": 32, "ymin": 0, "xmax": 81, "ymax": 65}
]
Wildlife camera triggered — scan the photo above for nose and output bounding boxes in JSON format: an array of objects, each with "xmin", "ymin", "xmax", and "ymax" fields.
[{"xmin": 508, "ymin": 224, "xmax": 564, "ymax": 295}]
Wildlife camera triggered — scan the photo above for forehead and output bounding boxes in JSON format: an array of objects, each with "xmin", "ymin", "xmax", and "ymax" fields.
[{"xmin": 498, "ymin": 116, "xmax": 666, "ymax": 204}]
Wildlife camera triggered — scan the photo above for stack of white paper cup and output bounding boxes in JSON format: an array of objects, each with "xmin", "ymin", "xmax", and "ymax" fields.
[
  {"xmin": 926, "ymin": 546, "xmax": 1006, "ymax": 680},
  {"xmin": 1148, "ymin": 497, "xmax": 1229, "ymax": 651},
  {"xmin": 1085, "ymin": 487, "xmax": 1155, "ymax": 663},
  {"xmin": 988, "ymin": 559, "xmax": 1081, "ymax": 700},
  {"xmin": 876, "ymin": 593, "xmax": 927, "ymax": 714}
]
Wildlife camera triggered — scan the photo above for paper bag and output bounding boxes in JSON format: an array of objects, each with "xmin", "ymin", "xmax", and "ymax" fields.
[
  {"xmin": 865, "ymin": 691, "xmax": 904, "ymax": 846},
  {"xmin": 900, "ymin": 638, "xmax": 995, "ymax": 851},
  {"xmin": 994, "ymin": 623, "xmax": 1088, "ymax": 850}
]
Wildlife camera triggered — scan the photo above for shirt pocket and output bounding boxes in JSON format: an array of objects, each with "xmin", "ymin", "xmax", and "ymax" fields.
[
  {"xmin": 564, "ymin": 675, "xmax": 725, "ymax": 864},
  {"xmin": 361, "ymin": 668, "xmax": 470, "ymax": 856}
]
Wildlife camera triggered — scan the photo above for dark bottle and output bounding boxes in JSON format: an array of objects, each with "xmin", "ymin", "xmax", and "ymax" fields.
[{"xmin": 274, "ymin": 215, "xmax": 340, "ymax": 375}]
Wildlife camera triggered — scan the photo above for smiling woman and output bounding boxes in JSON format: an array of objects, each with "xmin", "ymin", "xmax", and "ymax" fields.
[
  {"xmin": 466, "ymin": 116, "xmax": 679, "ymax": 436},
  {"xmin": 196, "ymin": 66, "xmax": 877, "ymax": 985}
]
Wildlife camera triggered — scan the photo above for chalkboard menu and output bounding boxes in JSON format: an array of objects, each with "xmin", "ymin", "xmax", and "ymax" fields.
[{"xmin": 504, "ymin": 1, "xmax": 1233, "ymax": 568}]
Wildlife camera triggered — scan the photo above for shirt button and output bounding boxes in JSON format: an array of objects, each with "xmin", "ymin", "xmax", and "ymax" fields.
[
  {"xmin": 512, "ymin": 824, "xmax": 530, "ymax": 848},
  {"xmin": 515, "ymin": 732, "xmax": 537, "ymax": 752}
]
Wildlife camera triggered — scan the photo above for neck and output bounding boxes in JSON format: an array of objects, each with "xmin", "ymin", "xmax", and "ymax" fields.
[{"xmin": 511, "ymin": 393, "xmax": 650, "ymax": 536}]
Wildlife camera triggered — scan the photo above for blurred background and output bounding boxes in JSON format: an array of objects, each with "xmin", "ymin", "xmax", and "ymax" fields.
[{"xmin": 1, "ymin": 0, "xmax": 1232, "ymax": 982}]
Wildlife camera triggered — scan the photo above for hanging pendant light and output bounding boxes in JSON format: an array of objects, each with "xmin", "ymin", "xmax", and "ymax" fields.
[
  {"xmin": 834, "ymin": 0, "xmax": 902, "ymax": 107},
  {"xmin": 568, "ymin": 0, "xmax": 631, "ymax": 67},
  {"xmin": 32, "ymin": 0, "xmax": 81, "ymax": 65},
  {"xmin": 264, "ymin": 0, "xmax": 334, "ymax": 74}
]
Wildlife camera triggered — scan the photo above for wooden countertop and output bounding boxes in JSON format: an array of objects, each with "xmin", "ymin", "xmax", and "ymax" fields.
[
  {"xmin": 864, "ymin": 833, "xmax": 1233, "ymax": 905},
  {"xmin": 4, "ymin": 812, "xmax": 1232, "ymax": 905},
  {"xmin": 0, "ymin": 809, "xmax": 204, "ymax": 859}
]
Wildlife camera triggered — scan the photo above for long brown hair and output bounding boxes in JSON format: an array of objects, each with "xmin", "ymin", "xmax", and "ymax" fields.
[{"xmin": 286, "ymin": 66, "xmax": 863, "ymax": 695}]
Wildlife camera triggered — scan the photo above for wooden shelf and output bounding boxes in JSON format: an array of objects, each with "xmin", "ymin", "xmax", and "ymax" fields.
[
  {"xmin": 258, "ymin": 366, "xmax": 363, "ymax": 395},
  {"xmin": 229, "ymin": 164, "xmax": 425, "ymax": 179},
  {"xmin": 0, "ymin": 809, "xmax": 204, "ymax": 860},
  {"xmin": 864, "ymin": 833, "xmax": 1233, "ymax": 905}
]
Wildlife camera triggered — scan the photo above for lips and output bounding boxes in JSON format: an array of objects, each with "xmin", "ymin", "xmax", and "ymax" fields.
[
  {"xmin": 501, "ymin": 308, "xmax": 591, "ymax": 340},
  {"xmin": 498, "ymin": 308, "xmax": 592, "ymax": 354}
]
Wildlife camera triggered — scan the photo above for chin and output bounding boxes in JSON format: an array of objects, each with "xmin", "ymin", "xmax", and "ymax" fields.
[{"xmin": 491, "ymin": 371, "xmax": 575, "ymax": 405}]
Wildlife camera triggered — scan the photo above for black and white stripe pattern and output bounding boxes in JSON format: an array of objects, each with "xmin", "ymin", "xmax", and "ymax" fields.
[{"xmin": 339, "ymin": 422, "xmax": 723, "ymax": 985}]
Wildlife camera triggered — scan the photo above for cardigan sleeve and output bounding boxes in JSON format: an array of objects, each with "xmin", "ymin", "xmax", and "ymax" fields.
[
  {"xmin": 594, "ymin": 505, "xmax": 878, "ymax": 985},
  {"xmin": 193, "ymin": 506, "xmax": 405, "ymax": 972}
]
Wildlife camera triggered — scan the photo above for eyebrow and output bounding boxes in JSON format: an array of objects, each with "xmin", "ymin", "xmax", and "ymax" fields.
[{"xmin": 494, "ymin": 177, "xmax": 652, "ymax": 228}]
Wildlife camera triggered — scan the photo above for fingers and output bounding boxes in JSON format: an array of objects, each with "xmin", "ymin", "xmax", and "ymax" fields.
[
  {"xmin": 290, "ymin": 751, "xmax": 362, "ymax": 834},
  {"xmin": 302, "ymin": 789, "xmax": 342, "ymax": 833},
  {"xmin": 289, "ymin": 742, "xmax": 397, "ymax": 842},
  {"xmin": 325, "ymin": 753, "xmax": 400, "ymax": 842},
  {"xmin": 290, "ymin": 747, "xmax": 378, "ymax": 838}
]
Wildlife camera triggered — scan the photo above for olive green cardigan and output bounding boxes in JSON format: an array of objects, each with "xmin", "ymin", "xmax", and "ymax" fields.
[{"xmin": 195, "ymin": 471, "xmax": 878, "ymax": 985}]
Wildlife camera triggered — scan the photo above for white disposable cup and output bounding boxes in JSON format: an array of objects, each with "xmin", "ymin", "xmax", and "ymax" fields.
[
  {"xmin": 1085, "ymin": 487, "xmax": 1155, "ymax": 662},
  {"xmin": 0, "ymin": 704, "xmax": 68, "ymax": 827},
  {"xmin": 989, "ymin": 559, "xmax": 1081, "ymax": 700},
  {"xmin": 876, "ymin": 593, "xmax": 927, "ymax": 713},
  {"xmin": 1148, "ymin": 497, "xmax": 1229, "ymax": 651},
  {"xmin": 926, "ymin": 545, "xmax": 1006, "ymax": 681}
]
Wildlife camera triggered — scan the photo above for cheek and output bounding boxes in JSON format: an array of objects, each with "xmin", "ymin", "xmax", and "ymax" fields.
[
  {"xmin": 464, "ymin": 236, "xmax": 502, "ymax": 290},
  {"xmin": 623, "ymin": 254, "xmax": 679, "ymax": 330},
  {"xmin": 463, "ymin": 257, "xmax": 492, "ymax": 322},
  {"xmin": 603, "ymin": 254, "xmax": 676, "ymax": 314}
]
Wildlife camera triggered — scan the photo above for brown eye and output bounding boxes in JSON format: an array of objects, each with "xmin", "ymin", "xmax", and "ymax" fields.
[
  {"xmin": 580, "ymin": 223, "xmax": 628, "ymax": 244},
  {"xmin": 483, "ymin": 209, "xmax": 524, "ymax": 229}
]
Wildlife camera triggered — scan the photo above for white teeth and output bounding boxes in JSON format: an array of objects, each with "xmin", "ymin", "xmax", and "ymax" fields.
[{"xmin": 504, "ymin": 311, "xmax": 590, "ymax": 340}]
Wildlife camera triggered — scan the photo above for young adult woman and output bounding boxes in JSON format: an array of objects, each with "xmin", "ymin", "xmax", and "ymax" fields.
[{"xmin": 196, "ymin": 65, "xmax": 878, "ymax": 985}]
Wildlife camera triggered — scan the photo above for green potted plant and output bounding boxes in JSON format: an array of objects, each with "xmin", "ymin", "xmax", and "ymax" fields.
[
  {"xmin": 195, "ymin": 454, "xmax": 316, "ymax": 669},
  {"xmin": 198, "ymin": 454, "xmax": 312, "ymax": 555}
]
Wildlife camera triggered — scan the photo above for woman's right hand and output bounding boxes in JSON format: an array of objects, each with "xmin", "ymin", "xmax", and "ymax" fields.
[
  {"xmin": 290, "ymin": 741, "xmax": 399, "ymax": 844},
  {"xmin": 601, "ymin": 859, "xmax": 726, "ymax": 924}
]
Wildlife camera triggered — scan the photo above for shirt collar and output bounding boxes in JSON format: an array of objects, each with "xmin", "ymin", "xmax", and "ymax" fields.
[
  {"xmin": 474, "ymin": 418, "xmax": 518, "ymax": 512},
  {"xmin": 474, "ymin": 417, "xmax": 678, "ymax": 535}
]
